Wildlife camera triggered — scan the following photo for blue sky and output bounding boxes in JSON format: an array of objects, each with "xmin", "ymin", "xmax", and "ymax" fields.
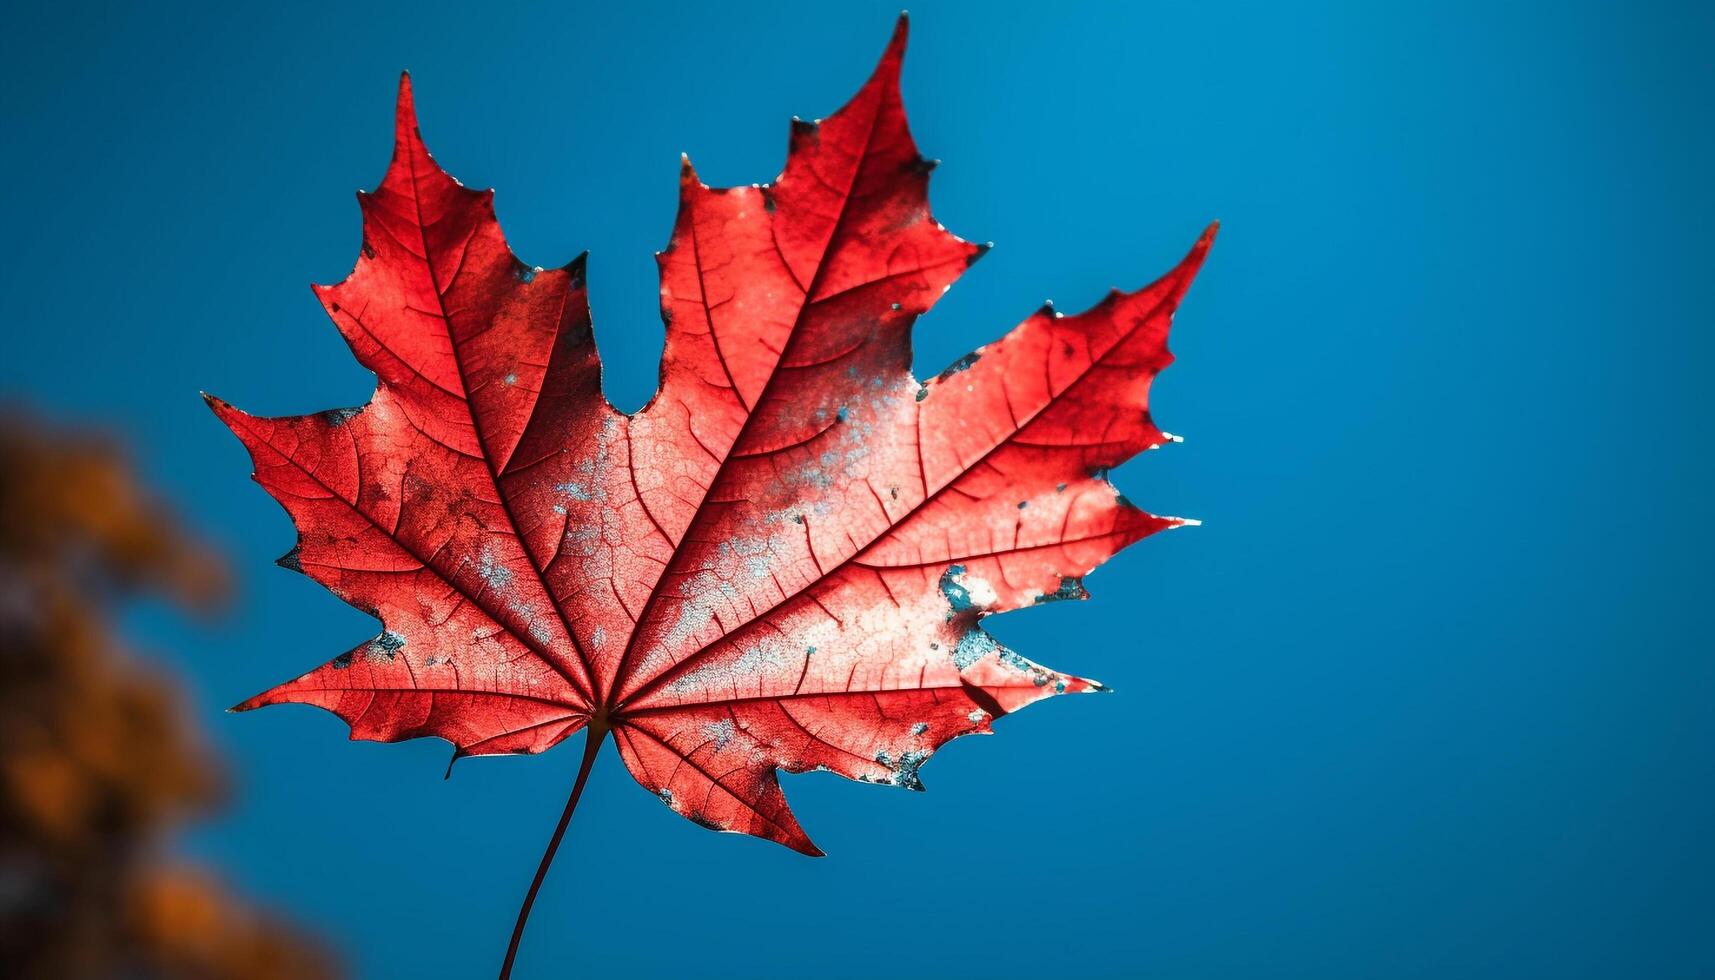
[{"xmin": 3, "ymin": 1, "xmax": 1711, "ymax": 977}]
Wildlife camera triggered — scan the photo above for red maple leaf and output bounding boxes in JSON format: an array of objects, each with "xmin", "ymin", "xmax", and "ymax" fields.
[{"xmin": 209, "ymin": 16, "xmax": 1212, "ymax": 976}]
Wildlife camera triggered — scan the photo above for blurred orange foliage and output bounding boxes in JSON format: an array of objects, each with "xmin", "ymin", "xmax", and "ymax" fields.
[{"xmin": 0, "ymin": 413, "xmax": 339, "ymax": 978}]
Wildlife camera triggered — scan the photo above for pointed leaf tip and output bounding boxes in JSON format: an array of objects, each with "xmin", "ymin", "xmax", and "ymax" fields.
[
  {"xmin": 201, "ymin": 393, "xmax": 242, "ymax": 428},
  {"xmin": 394, "ymin": 71, "xmax": 419, "ymax": 143},
  {"xmin": 873, "ymin": 12, "xmax": 910, "ymax": 81},
  {"xmin": 1164, "ymin": 221, "xmax": 1220, "ymax": 296},
  {"xmin": 1187, "ymin": 221, "xmax": 1219, "ymax": 269},
  {"xmin": 201, "ymin": 391, "xmax": 238, "ymax": 421},
  {"xmin": 1192, "ymin": 221, "xmax": 1218, "ymax": 255}
]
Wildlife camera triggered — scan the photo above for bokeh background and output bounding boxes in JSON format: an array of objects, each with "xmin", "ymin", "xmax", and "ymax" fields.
[{"xmin": 3, "ymin": 1, "xmax": 1710, "ymax": 977}]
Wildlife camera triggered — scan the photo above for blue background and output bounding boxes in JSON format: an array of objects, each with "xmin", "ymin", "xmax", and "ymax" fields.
[{"xmin": 3, "ymin": 1, "xmax": 1710, "ymax": 976}]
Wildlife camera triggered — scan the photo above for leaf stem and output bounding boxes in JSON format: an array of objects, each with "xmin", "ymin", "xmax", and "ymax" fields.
[{"xmin": 497, "ymin": 722, "xmax": 605, "ymax": 980}]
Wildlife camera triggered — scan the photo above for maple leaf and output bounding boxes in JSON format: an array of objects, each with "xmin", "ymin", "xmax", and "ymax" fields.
[{"xmin": 208, "ymin": 15, "xmax": 1213, "ymax": 976}]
